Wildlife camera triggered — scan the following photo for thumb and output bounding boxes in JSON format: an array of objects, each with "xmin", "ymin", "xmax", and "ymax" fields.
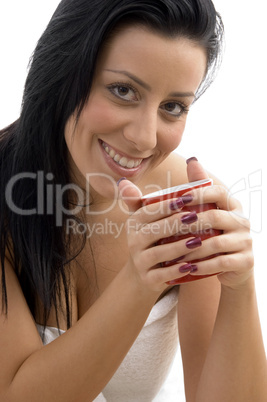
[
  {"xmin": 186, "ymin": 157, "xmax": 209, "ymax": 182},
  {"xmin": 117, "ymin": 178, "xmax": 143, "ymax": 213}
]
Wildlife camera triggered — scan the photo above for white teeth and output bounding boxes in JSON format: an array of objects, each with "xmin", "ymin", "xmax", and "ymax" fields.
[
  {"xmin": 109, "ymin": 149, "xmax": 115, "ymax": 158},
  {"xmin": 114, "ymin": 154, "xmax": 120, "ymax": 163},
  {"xmin": 102, "ymin": 142, "xmax": 142, "ymax": 169},
  {"xmin": 127, "ymin": 160, "xmax": 135, "ymax": 169},
  {"xmin": 119, "ymin": 157, "xmax": 128, "ymax": 167}
]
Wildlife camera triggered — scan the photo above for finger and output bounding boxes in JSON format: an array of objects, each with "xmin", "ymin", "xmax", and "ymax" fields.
[
  {"xmin": 186, "ymin": 157, "xmax": 209, "ymax": 182},
  {"xmin": 189, "ymin": 250, "xmax": 254, "ymax": 280},
  {"xmin": 138, "ymin": 235, "xmax": 203, "ymax": 267},
  {"xmin": 180, "ymin": 232, "xmax": 252, "ymax": 262},
  {"xmin": 182, "ymin": 184, "xmax": 241, "ymax": 212},
  {"xmin": 117, "ymin": 178, "xmax": 143, "ymax": 213},
  {"xmin": 118, "ymin": 179, "xmax": 188, "ymax": 220},
  {"xmin": 181, "ymin": 208, "xmax": 251, "ymax": 233},
  {"xmin": 125, "ymin": 194, "xmax": 188, "ymax": 230},
  {"xmin": 145, "ymin": 261, "xmax": 198, "ymax": 287},
  {"xmin": 130, "ymin": 207, "xmax": 225, "ymax": 252},
  {"xmin": 127, "ymin": 209, "xmax": 202, "ymax": 249}
]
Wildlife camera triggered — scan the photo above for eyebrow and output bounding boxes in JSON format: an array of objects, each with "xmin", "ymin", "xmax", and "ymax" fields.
[
  {"xmin": 105, "ymin": 69, "xmax": 151, "ymax": 91},
  {"xmin": 105, "ymin": 69, "xmax": 195, "ymax": 99},
  {"xmin": 169, "ymin": 91, "xmax": 196, "ymax": 99}
]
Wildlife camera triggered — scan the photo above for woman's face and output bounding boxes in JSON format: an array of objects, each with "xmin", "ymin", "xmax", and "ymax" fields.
[{"xmin": 65, "ymin": 26, "xmax": 207, "ymax": 199}]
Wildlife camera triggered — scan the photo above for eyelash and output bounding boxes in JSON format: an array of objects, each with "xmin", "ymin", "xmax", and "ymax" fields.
[
  {"xmin": 107, "ymin": 82, "xmax": 189, "ymax": 118},
  {"xmin": 107, "ymin": 82, "xmax": 138, "ymax": 102},
  {"xmin": 161, "ymin": 101, "xmax": 189, "ymax": 119}
]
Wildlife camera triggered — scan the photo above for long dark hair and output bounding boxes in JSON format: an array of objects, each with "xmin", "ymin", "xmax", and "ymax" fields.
[{"xmin": 0, "ymin": 0, "xmax": 224, "ymax": 329}]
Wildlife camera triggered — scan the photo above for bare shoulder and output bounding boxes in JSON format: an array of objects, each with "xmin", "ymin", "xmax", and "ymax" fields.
[
  {"xmin": 139, "ymin": 152, "xmax": 188, "ymax": 194},
  {"xmin": 141, "ymin": 152, "xmax": 226, "ymax": 193},
  {"xmin": 152, "ymin": 152, "xmax": 188, "ymax": 185}
]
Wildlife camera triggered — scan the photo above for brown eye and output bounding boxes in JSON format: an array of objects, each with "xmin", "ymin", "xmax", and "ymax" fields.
[
  {"xmin": 117, "ymin": 86, "xmax": 130, "ymax": 96},
  {"xmin": 165, "ymin": 102, "xmax": 182, "ymax": 113},
  {"xmin": 108, "ymin": 83, "xmax": 138, "ymax": 101},
  {"xmin": 161, "ymin": 101, "xmax": 189, "ymax": 118}
]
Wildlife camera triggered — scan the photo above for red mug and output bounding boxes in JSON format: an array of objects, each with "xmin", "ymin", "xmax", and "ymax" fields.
[{"xmin": 141, "ymin": 179, "xmax": 221, "ymax": 283}]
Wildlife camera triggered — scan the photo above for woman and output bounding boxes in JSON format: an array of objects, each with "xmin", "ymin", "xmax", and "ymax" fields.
[{"xmin": 0, "ymin": 0, "xmax": 266, "ymax": 401}]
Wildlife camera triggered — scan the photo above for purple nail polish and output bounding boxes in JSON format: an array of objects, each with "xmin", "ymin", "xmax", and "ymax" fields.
[
  {"xmin": 186, "ymin": 237, "xmax": 202, "ymax": 249},
  {"xmin": 181, "ymin": 212, "xmax": 198, "ymax": 224},
  {"xmin": 181, "ymin": 194, "xmax": 193, "ymax": 204},
  {"xmin": 186, "ymin": 157, "xmax": 198, "ymax": 165},
  {"xmin": 116, "ymin": 177, "xmax": 127, "ymax": 186},
  {"xmin": 179, "ymin": 263, "xmax": 192, "ymax": 273},
  {"xmin": 190, "ymin": 265, "xmax": 198, "ymax": 273},
  {"xmin": 169, "ymin": 197, "xmax": 184, "ymax": 211}
]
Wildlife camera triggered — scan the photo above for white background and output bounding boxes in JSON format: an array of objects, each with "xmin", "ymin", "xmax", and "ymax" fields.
[
  {"xmin": 181, "ymin": 0, "xmax": 267, "ymax": 350},
  {"xmin": 0, "ymin": 1, "xmax": 266, "ymax": 399}
]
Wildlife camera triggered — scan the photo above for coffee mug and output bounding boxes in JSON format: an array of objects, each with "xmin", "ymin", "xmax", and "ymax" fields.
[{"xmin": 141, "ymin": 179, "xmax": 221, "ymax": 283}]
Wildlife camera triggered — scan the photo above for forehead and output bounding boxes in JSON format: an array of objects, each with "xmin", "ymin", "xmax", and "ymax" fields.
[{"xmin": 96, "ymin": 25, "xmax": 207, "ymax": 94}]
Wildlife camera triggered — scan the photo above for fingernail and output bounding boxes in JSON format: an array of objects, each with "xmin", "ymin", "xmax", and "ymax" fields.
[
  {"xmin": 116, "ymin": 177, "xmax": 127, "ymax": 186},
  {"xmin": 169, "ymin": 197, "xmax": 184, "ymax": 211},
  {"xmin": 186, "ymin": 157, "xmax": 198, "ymax": 164},
  {"xmin": 181, "ymin": 212, "xmax": 198, "ymax": 224},
  {"xmin": 181, "ymin": 194, "xmax": 193, "ymax": 204},
  {"xmin": 179, "ymin": 263, "xmax": 192, "ymax": 273},
  {"xmin": 186, "ymin": 237, "xmax": 202, "ymax": 249},
  {"xmin": 190, "ymin": 265, "xmax": 198, "ymax": 273}
]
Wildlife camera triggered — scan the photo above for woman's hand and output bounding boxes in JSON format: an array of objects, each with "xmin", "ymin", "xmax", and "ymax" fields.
[
  {"xmin": 182, "ymin": 157, "xmax": 254, "ymax": 289},
  {"xmin": 181, "ymin": 183, "xmax": 254, "ymax": 289},
  {"xmin": 118, "ymin": 157, "xmax": 254, "ymax": 292},
  {"xmin": 118, "ymin": 179, "xmax": 204, "ymax": 293}
]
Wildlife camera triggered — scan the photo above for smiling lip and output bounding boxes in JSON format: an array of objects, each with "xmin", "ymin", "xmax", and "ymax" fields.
[{"xmin": 99, "ymin": 140, "xmax": 149, "ymax": 177}]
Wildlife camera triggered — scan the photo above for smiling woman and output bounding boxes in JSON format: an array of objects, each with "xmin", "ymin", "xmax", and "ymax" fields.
[
  {"xmin": 64, "ymin": 28, "xmax": 206, "ymax": 197},
  {"xmin": 0, "ymin": 1, "xmax": 266, "ymax": 402}
]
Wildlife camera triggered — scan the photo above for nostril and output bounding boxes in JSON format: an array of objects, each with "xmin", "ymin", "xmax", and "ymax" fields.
[{"xmin": 123, "ymin": 115, "xmax": 158, "ymax": 151}]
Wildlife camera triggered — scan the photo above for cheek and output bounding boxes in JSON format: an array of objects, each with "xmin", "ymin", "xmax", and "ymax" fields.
[
  {"xmin": 82, "ymin": 99, "xmax": 123, "ymax": 132},
  {"xmin": 158, "ymin": 122, "xmax": 185, "ymax": 152}
]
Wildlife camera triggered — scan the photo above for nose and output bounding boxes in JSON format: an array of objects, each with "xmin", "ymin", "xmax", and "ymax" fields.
[{"xmin": 123, "ymin": 109, "xmax": 158, "ymax": 152}]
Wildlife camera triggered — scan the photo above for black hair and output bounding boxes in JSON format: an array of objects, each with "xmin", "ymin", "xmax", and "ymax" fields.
[{"xmin": 0, "ymin": 0, "xmax": 224, "ymax": 329}]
